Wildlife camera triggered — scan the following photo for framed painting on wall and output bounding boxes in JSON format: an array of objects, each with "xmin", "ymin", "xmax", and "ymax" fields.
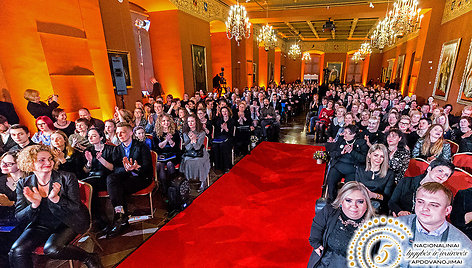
[
  {"xmin": 191, "ymin": 45, "xmax": 208, "ymax": 93},
  {"xmin": 433, "ymin": 38, "xmax": 461, "ymax": 101},
  {"xmin": 458, "ymin": 40, "xmax": 472, "ymax": 105},
  {"xmin": 396, "ymin": 54, "xmax": 406, "ymax": 80},
  {"xmin": 386, "ymin": 59, "xmax": 395, "ymax": 83},
  {"xmin": 326, "ymin": 62, "xmax": 343, "ymax": 83}
]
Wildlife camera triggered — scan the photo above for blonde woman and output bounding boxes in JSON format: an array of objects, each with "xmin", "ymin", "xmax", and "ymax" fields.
[
  {"xmin": 307, "ymin": 182, "xmax": 375, "ymax": 268},
  {"xmin": 433, "ymin": 113, "xmax": 452, "ymax": 139},
  {"xmin": 50, "ymin": 130, "xmax": 86, "ymax": 179},
  {"xmin": 24, "ymin": 89, "xmax": 59, "ymax": 119},
  {"xmin": 153, "ymin": 114, "xmax": 181, "ymax": 192},
  {"xmin": 412, "ymin": 124, "xmax": 451, "ymax": 161},
  {"xmin": 10, "ymin": 145, "xmax": 101, "ymax": 268},
  {"xmin": 354, "ymin": 144, "xmax": 395, "ymax": 214}
]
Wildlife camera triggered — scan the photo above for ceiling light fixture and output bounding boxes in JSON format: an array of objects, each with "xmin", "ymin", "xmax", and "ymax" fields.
[
  {"xmin": 288, "ymin": 43, "xmax": 301, "ymax": 60},
  {"xmin": 257, "ymin": 2, "xmax": 277, "ymax": 51},
  {"xmin": 226, "ymin": 1, "xmax": 251, "ymax": 45},
  {"xmin": 302, "ymin": 52, "xmax": 311, "ymax": 62}
]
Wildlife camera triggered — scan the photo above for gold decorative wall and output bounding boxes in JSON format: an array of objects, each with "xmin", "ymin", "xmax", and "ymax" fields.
[{"xmin": 442, "ymin": 0, "xmax": 472, "ymax": 24}]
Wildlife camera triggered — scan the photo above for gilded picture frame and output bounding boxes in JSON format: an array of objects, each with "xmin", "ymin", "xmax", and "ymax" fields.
[
  {"xmin": 433, "ymin": 38, "xmax": 461, "ymax": 101},
  {"xmin": 458, "ymin": 40, "xmax": 472, "ymax": 105}
]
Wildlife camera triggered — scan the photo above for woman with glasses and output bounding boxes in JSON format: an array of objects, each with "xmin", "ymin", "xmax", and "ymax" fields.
[
  {"xmin": 0, "ymin": 151, "xmax": 25, "ymax": 268},
  {"xmin": 9, "ymin": 145, "xmax": 101, "ymax": 268},
  {"xmin": 31, "ymin": 116, "xmax": 56, "ymax": 146}
]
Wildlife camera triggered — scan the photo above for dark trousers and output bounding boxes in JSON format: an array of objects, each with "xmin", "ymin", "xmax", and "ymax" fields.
[
  {"xmin": 156, "ymin": 161, "xmax": 176, "ymax": 194},
  {"xmin": 212, "ymin": 141, "xmax": 233, "ymax": 171},
  {"xmin": 326, "ymin": 162, "xmax": 356, "ymax": 202},
  {"xmin": 82, "ymin": 175, "xmax": 108, "ymax": 221},
  {"xmin": 106, "ymin": 171, "xmax": 151, "ymax": 209},
  {"xmin": 9, "ymin": 224, "xmax": 88, "ymax": 268},
  {"xmin": 261, "ymin": 119, "xmax": 279, "ymax": 137},
  {"xmin": 0, "ymin": 226, "xmax": 23, "ymax": 267}
]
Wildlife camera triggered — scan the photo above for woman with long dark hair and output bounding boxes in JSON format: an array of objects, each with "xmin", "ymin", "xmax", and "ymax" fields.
[
  {"xmin": 412, "ymin": 124, "xmax": 451, "ymax": 161},
  {"xmin": 181, "ymin": 114, "xmax": 210, "ymax": 192},
  {"xmin": 384, "ymin": 128, "xmax": 410, "ymax": 183}
]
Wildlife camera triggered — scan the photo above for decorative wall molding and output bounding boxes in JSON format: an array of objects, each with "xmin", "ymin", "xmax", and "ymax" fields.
[
  {"xmin": 300, "ymin": 40, "xmax": 373, "ymax": 54},
  {"xmin": 442, "ymin": 0, "xmax": 472, "ymax": 24},
  {"xmin": 169, "ymin": 0, "xmax": 227, "ymax": 22}
]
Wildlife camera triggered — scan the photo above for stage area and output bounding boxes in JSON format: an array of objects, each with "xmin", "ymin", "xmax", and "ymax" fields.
[{"xmin": 119, "ymin": 142, "xmax": 325, "ymax": 267}]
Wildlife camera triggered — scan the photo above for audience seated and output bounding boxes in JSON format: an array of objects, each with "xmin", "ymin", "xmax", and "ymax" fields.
[
  {"xmin": 354, "ymin": 144, "xmax": 395, "ymax": 214},
  {"xmin": 315, "ymin": 100, "xmax": 334, "ymax": 143},
  {"xmin": 31, "ymin": 116, "xmax": 55, "ymax": 146},
  {"xmin": 180, "ymin": 114, "xmax": 211, "ymax": 192},
  {"xmin": 389, "ymin": 159, "xmax": 455, "ymax": 217},
  {"xmin": 0, "ymin": 115, "xmax": 17, "ymax": 154},
  {"xmin": 78, "ymin": 108, "xmax": 105, "ymax": 132},
  {"xmin": 10, "ymin": 145, "xmax": 101, "ymax": 268},
  {"xmin": 384, "ymin": 128, "xmax": 410, "ymax": 183},
  {"xmin": 212, "ymin": 106, "xmax": 235, "ymax": 173},
  {"xmin": 398, "ymin": 182, "xmax": 472, "ymax": 266},
  {"xmin": 152, "ymin": 114, "xmax": 181, "ymax": 194},
  {"xmin": 0, "ymin": 151, "xmax": 25, "ymax": 268},
  {"xmin": 363, "ymin": 116, "xmax": 383, "ymax": 147},
  {"xmin": 82, "ymin": 128, "xmax": 116, "ymax": 227},
  {"xmin": 325, "ymin": 125, "xmax": 369, "ymax": 202},
  {"xmin": 407, "ymin": 117, "xmax": 431, "ymax": 150},
  {"xmin": 52, "ymin": 108, "xmax": 76, "ymax": 137},
  {"xmin": 133, "ymin": 108, "xmax": 148, "ymax": 128},
  {"xmin": 24, "ymin": 89, "xmax": 59, "ymax": 120},
  {"xmin": 105, "ymin": 122, "xmax": 153, "ymax": 238},
  {"xmin": 9, "ymin": 125, "xmax": 34, "ymax": 151},
  {"xmin": 307, "ymin": 182, "xmax": 375, "ymax": 268},
  {"xmin": 69, "ymin": 118, "xmax": 91, "ymax": 152},
  {"xmin": 412, "ymin": 124, "xmax": 451, "ymax": 161},
  {"xmin": 134, "ymin": 126, "xmax": 152, "ymax": 149},
  {"xmin": 260, "ymin": 98, "xmax": 280, "ymax": 140},
  {"xmin": 233, "ymin": 102, "xmax": 252, "ymax": 155},
  {"xmin": 104, "ymin": 119, "xmax": 119, "ymax": 146},
  {"xmin": 50, "ymin": 130, "xmax": 86, "ymax": 179}
]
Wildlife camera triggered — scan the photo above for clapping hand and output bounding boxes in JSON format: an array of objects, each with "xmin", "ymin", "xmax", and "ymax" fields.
[
  {"xmin": 23, "ymin": 187, "xmax": 42, "ymax": 208},
  {"xmin": 48, "ymin": 182, "xmax": 61, "ymax": 203},
  {"xmin": 123, "ymin": 157, "xmax": 141, "ymax": 172},
  {"xmin": 54, "ymin": 148, "xmax": 66, "ymax": 164},
  {"xmin": 221, "ymin": 122, "xmax": 228, "ymax": 132},
  {"xmin": 84, "ymin": 151, "xmax": 93, "ymax": 163},
  {"xmin": 342, "ymin": 144, "xmax": 353, "ymax": 154},
  {"xmin": 0, "ymin": 193, "xmax": 13, "ymax": 206},
  {"xmin": 165, "ymin": 133, "xmax": 172, "ymax": 142}
]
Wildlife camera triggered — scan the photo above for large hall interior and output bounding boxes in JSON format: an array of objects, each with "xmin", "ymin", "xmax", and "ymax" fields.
[{"xmin": 1, "ymin": 0, "xmax": 472, "ymax": 267}]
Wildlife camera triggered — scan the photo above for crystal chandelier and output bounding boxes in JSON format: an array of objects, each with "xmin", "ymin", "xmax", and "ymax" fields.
[
  {"xmin": 370, "ymin": 12, "xmax": 396, "ymax": 49},
  {"xmin": 288, "ymin": 43, "xmax": 301, "ymax": 60},
  {"xmin": 359, "ymin": 42, "xmax": 372, "ymax": 57},
  {"xmin": 257, "ymin": 24, "xmax": 277, "ymax": 51},
  {"xmin": 352, "ymin": 51, "xmax": 363, "ymax": 63},
  {"xmin": 226, "ymin": 2, "xmax": 251, "ymax": 45},
  {"xmin": 302, "ymin": 52, "xmax": 311, "ymax": 62},
  {"xmin": 391, "ymin": 0, "xmax": 423, "ymax": 38}
]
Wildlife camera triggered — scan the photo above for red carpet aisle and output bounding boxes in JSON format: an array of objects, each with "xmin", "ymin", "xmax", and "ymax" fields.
[{"xmin": 119, "ymin": 142, "xmax": 325, "ymax": 268}]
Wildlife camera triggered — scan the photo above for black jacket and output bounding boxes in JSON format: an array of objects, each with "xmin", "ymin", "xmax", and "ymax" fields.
[
  {"xmin": 325, "ymin": 138, "xmax": 369, "ymax": 167},
  {"xmin": 388, "ymin": 173, "xmax": 425, "ymax": 214},
  {"xmin": 114, "ymin": 139, "xmax": 153, "ymax": 179},
  {"xmin": 0, "ymin": 101, "xmax": 19, "ymax": 124},
  {"xmin": 451, "ymin": 187, "xmax": 472, "ymax": 240},
  {"xmin": 307, "ymin": 205, "xmax": 341, "ymax": 268},
  {"xmin": 15, "ymin": 170, "xmax": 90, "ymax": 234},
  {"xmin": 26, "ymin": 101, "xmax": 59, "ymax": 119}
]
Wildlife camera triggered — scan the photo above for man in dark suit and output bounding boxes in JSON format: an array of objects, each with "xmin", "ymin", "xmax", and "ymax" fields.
[
  {"xmin": 0, "ymin": 101, "xmax": 19, "ymax": 124},
  {"xmin": 0, "ymin": 115, "xmax": 16, "ymax": 153},
  {"xmin": 106, "ymin": 122, "xmax": 153, "ymax": 237}
]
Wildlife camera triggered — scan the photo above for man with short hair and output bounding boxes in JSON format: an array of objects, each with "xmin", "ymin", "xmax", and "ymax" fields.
[
  {"xmin": 78, "ymin": 108, "xmax": 105, "ymax": 132},
  {"xmin": 8, "ymin": 125, "xmax": 34, "ymax": 151},
  {"xmin": 389, "ymin": 159, "xmax": 455, "ymax": 217},
  {"xmin": 106, "ymin": 122, "xmax": 153, "ymax": 237},
  {"xmin": 0, "ymin": 115, "xmax": 16, "ymax": 153},
  {"xmin": 260, "ymin": 98, "xmax": 279, "ymax": 140},
  {"xmin": 399, "ymin": 182, "xmax": 472, "ymax": 266}
]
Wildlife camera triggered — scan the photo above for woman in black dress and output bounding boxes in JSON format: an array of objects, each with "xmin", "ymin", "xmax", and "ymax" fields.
[
  {"xmin": 212, "ymin": 106, "xmax": 235, "ymax": 173},
  {"xmin": 52, "ymin": 108, "xmax": 76, "ymax": 137},
  {"xmin": 9, "ymin": 145, "xmax": 101, "ymax": 268}
]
